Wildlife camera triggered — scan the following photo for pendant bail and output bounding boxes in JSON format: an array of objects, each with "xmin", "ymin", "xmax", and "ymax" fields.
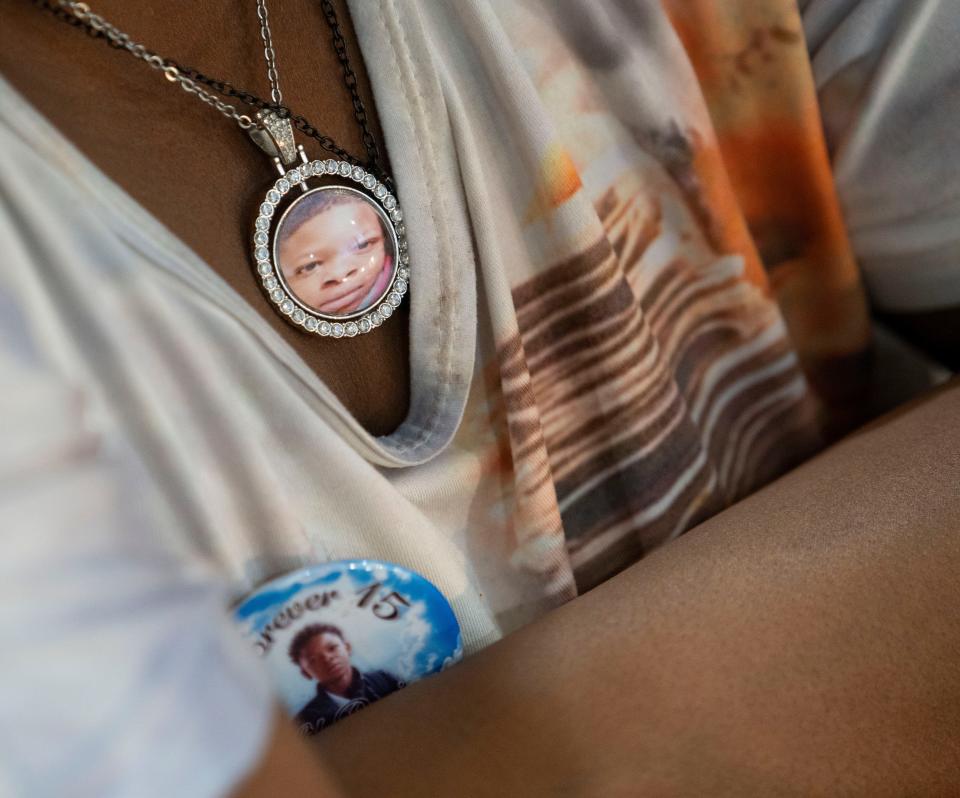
[{"xmin": 248, "ymin": 110, "xmax": 298, "ymax": 165}]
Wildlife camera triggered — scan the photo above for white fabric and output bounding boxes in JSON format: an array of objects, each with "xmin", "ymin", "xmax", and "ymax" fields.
[
  {"xmin": 803, "ymin": 0, "xmax": 960, "ymax": 312},
  {"xmin": 0, "ymin": 359, "xmax": 274, "ymax": 797}
]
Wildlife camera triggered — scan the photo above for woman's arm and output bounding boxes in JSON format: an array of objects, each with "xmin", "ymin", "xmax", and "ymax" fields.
[
  {"xmin": 307, "ymin": 381, "xmax": 960, "ymax": 796},
  {"xmin": 231, "ymin": 709, "xmax": 345, "ymax": 798}
]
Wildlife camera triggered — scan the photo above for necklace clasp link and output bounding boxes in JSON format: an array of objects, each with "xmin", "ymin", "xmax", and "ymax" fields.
[{"xmin": 249, "ymin": 110, "xmax": 298, "ymax": 165}]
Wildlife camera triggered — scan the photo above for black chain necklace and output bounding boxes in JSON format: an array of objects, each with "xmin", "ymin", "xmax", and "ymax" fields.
[
  {"xmin": 36, "ymin": 0, "xmax": 410, "ymax": 341},
  {"xmin": 34, "ymin": 0, "xmax": 391, "ymax": 189}
]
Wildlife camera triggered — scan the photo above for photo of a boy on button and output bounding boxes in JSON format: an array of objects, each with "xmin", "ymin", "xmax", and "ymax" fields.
[{"xmin": 288, "ymin": 623, "xmax": 402, "ymax": 734}]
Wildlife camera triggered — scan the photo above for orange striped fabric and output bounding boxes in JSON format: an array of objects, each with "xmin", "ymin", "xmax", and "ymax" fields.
[{"xmin": 451, "ymin": 1, "xmax": 872, "ymax": 590}]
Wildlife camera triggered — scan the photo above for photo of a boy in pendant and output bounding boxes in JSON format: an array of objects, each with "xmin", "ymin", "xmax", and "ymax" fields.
[{"xmin": 276, "ymin": 186, "xmax": 395, "ymax": 317}]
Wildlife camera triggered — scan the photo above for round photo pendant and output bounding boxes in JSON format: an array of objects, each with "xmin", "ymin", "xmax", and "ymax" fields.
[{"xmin": 253, "ymin": 159, "xmax": 409, "ymax": 339}]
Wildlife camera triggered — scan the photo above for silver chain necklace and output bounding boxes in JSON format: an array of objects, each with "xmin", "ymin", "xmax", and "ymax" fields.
[
  {"xmin": 53, "ymin": 0, "xmax": 410, "ymax": 340},
  {"xmin": 256, "ymin": 0, "xmax": 285, "ymax": 106}
]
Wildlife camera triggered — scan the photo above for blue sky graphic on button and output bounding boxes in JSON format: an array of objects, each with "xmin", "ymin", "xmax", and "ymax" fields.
[{"xmin": 234, "ymin": 560, "xmax": 462, "ymax": 734}]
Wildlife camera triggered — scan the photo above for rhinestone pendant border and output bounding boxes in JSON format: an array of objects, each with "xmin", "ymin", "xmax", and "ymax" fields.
[{"xmin": 252, "ymin": 159, "xmax": 409, "ymax": 338}]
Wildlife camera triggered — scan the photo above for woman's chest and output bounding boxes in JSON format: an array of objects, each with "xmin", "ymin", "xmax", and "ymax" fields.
[{"xmin": 0, "ymin": 0, "xmax": 409, "ymax": 434}]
